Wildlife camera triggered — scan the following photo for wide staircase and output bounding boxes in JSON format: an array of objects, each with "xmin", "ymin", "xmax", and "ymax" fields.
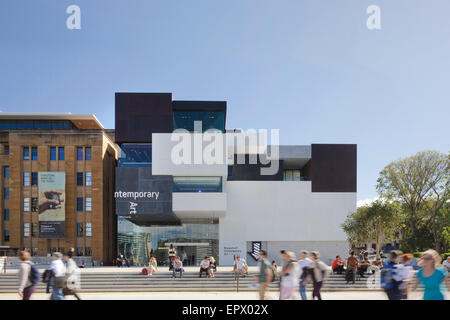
[{"xmin": 0, "ymin": 268, "xmax": 382, "ymax": 293}]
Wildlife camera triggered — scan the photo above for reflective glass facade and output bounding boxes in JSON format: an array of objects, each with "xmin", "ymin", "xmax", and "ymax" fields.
[
  {"xmin": 173, "ymin": 176, "xmax": 222, "ymax": 192},
  {"xmin": 117, "ymin": 217, "xmax": 219, "ymax": 266},
  {"xmin": 173, "ymin": 111, "xmax": 225, "ymax": 133},
  {"xmin": 118, "ymin": 144, "xmax": 152, "ymax": 167},
  {"xmin": 0, "ymin": 120, "xmax": 73, "ymax": 130}
]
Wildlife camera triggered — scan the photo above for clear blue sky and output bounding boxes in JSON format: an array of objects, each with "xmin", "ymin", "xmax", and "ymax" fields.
[{"xmin": 1, "ymin": 0, "xmax": 449, "ymax": 202}]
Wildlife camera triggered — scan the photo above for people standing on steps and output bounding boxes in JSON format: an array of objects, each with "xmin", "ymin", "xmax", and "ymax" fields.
[
  {"xmin": 297, "ymin": 250, "xmax": 312, "ymax": 300},
  {"xmin": 346, "ymin": 251, "xmax": 359, "ymax": 284},
  {"xmin": 168, "ymin": 244, "xmax": 176, "ymax": 271}
]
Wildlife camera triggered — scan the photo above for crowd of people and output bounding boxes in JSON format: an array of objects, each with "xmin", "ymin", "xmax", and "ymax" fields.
[
  {"xmin": 253, "ymin": 248, "xmax": 449, "ymax": 300},
  {"xmin": 17, "ymin": 248, "xmax": 80, "ymax": 300}
]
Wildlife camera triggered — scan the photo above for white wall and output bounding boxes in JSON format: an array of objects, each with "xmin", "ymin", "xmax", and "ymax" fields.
[
  {"xmin": 219, "ymin": 181, "xmax": 356, "ymax": 265},
  {"xmin": 152, "ymin": 133, "xmax": 227, "ymax": 176},
  {"xmin": 173, "ymin": 192, "xmax": 227, "ymax": 219}
]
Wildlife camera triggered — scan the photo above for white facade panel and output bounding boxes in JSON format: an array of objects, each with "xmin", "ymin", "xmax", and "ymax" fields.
[
  {"xmin": 152, "ymin": 133, "xmax": 227, "ymax": 176},
  {"xmin": 219, "ymin": 181, "xmax": 356, "ymax": 265},
  {"xmin": 173, "ymin": 192, "xmax": 227, "ymax": 219}
]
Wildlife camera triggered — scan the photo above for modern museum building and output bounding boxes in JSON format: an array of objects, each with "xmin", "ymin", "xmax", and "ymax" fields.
[{"xmin": 0, "ymin": 92, "xmax": 356, "ymax": 267}]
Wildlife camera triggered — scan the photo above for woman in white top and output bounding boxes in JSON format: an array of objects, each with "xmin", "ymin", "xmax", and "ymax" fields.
[{"xmin": 279, "ymin": 251, "xmax": 300, "ymax": 300}]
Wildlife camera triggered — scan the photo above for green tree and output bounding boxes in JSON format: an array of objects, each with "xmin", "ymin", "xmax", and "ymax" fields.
[
  {"xmin": 341, "ymin": 200, "xmax": 402, "ymax": 259},
  {"xmin": 377, "ymin": 150, "xmax": 449, "ymax": 251}
]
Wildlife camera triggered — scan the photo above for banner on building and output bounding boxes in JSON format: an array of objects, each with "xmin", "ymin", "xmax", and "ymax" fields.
[{"xmin": 38, "ymin": 172, "xmax": 66, "ymax": 238}]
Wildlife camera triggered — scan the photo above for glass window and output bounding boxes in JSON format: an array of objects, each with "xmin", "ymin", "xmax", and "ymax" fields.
[
  {"xmin": 118, "ymin": 144, "xmax": 152, "ymax": 167},
  {"xmin": 4, "ymin": 166, "xmax": 9, "ymax": 178},
  {"xmin": 173, "ymin": 176, "xmax": 222, "ymax": 192},
  {"xmin": 85, "ymin": 147, "xmax": 91, "ymax": 160},
  {"xmin": 85, "ymin": 197, "xmax": 92, "ymax": 211},
  {"xmin": 31, "ymin": 198, "xmax": 38, "ymax": 212},
  {"xmin": 24, "ymin": 198, "xmax": 30, "ymax": 211},
  {"xmin": 4, "ymin": 188, "xmax": 9, "ymax": 199},
  {"xmin": 50, "ymin": 147, "xmax": 57, "ymax": 160},
  {"xmin": 58, "ymin": 147, "xmax": 65, "ymax": 160},
  {"xmin": 31, "ymin": 172, "xmax": 38, "ymax": 185},
  {"xmin": 4, "ymin": 230, "xmax": 9, "ymax": 242},
  {"xmin": 173, "ymin": 111, "xmax": 225, "ymax": 133},
  {"xmin": 76, "ymin": 247, "xmax": 83, "ymax": 256},
  {"xmin": 76, "ymin": 198, "xmax": 83, "ymax": 211},
  {"xmin": 32, "ymin": 223, "xmax": 38, "ymax": 237},
  {"xmin": 23, "ymin": 147, "xmax": 29, "ymax": 160},
  {"xmin": 4, "ymin": 208, "xmax": 9, "ymax": 221},
  {"xmin": 86, "ymin": 223, "xmax": 92, "ymax": 237},
  {"xmin": 86, "ymin": 172, "xmax": 92, "ymax": 186},
  {"xmin": 31, "ymin": 147, "xmax": 38, "ymax": 160},
  {"xmin": 293, "ymin": 170, "xmax": 301, "ymax": 181},
  {"xmin": 24, "ymin": 172, "xmax": 30, "ymax": 186},
  {"xmin": 24, "ymin": 223, "xmax": 30, "ymax": 237},
  {"xmin": 85, "ymin": 247, "xmax": 92, "ymax": 256},
  {"xmin": 77, "ymin": 147, "xmax": 83, "ymax": 160},
  {"xmin": 77, "ymin": 172, "xmax": 83, "ymax": 186},
  {"xmin": 4, "ymin": 145, "xmax": 9, "ymax": 155},
  {"xmin": 77, "ymin": 223, "xmax": 83, "ymax": 237}
]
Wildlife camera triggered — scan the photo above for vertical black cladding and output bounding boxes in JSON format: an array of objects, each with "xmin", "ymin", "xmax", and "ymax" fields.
[
  {"xmin": 310, "ymin": 144, "xmax": 357, "ymax": 192},
  {"xmin": 115, "ymin": 93, "xmax": 173, "ymax": 143}
]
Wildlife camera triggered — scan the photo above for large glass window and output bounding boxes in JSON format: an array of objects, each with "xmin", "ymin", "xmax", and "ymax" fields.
[
  {"xmin": 85, "ymin": 147, "xmax": 91, "ymax": 160},
  {"xmin": 3, "ymin": 166, "xmax": 9, "ymax": 178},
  {"xmin": 24, "ymin": 223, "xmax": 30, "ymax": 237},
  {"xmin": 24, "ymin": 198, "xmax": 30, "ymax": 211},
  {"xmin": 31, "ymin": 147, "xmax": 38, "ymax": 160},
  {"xmin": 77, "ymin": 172, "xmax": 83, "ymax": 186},
  {"xmin": 50, "ymin": 147, "xmax": 57, "ymax": 160},
  {"xmin": 58, "ymin": 147, "xmax": 65, "ymax": 160},
  {"xmin": 77, "ymin": 223, "xmax": 83, "ymax": 237},
  {"xmin": 86, "ymin": 172, "xmax": 92, "ymax": 186},
  {"xmin": 31, "ymin": 172, "xmax": 38, "ymax": 185},
  {"xmin": 4, "ymin": 208, "xmax": 9, "ymax": 221},
  {"xmin": 24, "ymin": 172, "xmax": 30, "ymax": 186},
  {"xmin": 23, "ymin": 147, "xmax": 29, "ymax": 160},
  {"xmin": 4, "ymin": 230, "xmax": 9, "ymax": 242},
  {"xmin": 118, "ymin": 144, "xmax": 152, "ymax": 167},
  {"xmin": 86, "ymin": 223, "xmax": 92, "ymax": 237},
  {"xmin": 173, "ymin": 111, "xmax": 225, "ymax": 133},
  {"xmin": 76, "ymin": 198, "xmax": 83, "ymax": 211},
  {"xmin": 173, "ymin": 176, "xmax": 222, "ymax": 192},
  {"xmin": 77, "ymin": 147, "xmax": 83, "ymax": 160},
  {"xmin": 85, "ymin": 197, "xmax": 92, "ymax": 211},
  {"xmin": 0, "ymin": 120, "xmax": 71, "ymax": 130}
]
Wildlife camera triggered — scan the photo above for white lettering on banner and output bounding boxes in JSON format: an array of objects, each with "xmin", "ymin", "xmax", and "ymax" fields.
[
  {"xmin": 129, "ymin": 202, "xmax": 137, "ymax": 215},
  {"xmin": 114, "ymin": 191, "xmax": 160, "ymax": 200}
]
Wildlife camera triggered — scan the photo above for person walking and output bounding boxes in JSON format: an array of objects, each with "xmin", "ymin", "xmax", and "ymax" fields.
[
  {"xmin": 64, "ymin": 251, "xmax": 81, "ymax": 300},
  {"xmin": 279, "ymin": 251, "xmax": 300, "ymax": 300},
  {"xmin": 50, "ymin": 252, "xmax": 66, "ymax": 300},
  {"xmin": 18, "ymin": 251, "xmax": 37, "ymax": 300},
  {"xmin": 412, "ymin": 249, "xmax": 449, "ymax": 300},
  {"xmin": 168, "ymin": 244, "xmax": 176, "ymax": 271},
  {"xmin": 297, "ymin": 250, "xmax": 312, "ymax": 300},
  {"xmin": 307, "ymin": 251, "xmax": 329, "ymax": 300},
  {"xmin": 380, "ymin": 250, "xmax": 404, "ymax": 300},
  {"xmin": 255, "ymin": 250, "xmax": 272, "ymax": 300}
]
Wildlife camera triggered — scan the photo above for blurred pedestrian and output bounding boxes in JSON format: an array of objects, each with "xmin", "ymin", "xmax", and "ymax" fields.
[
  {"xmin": 64, "ymin": 251, "xmax": 81, "ymax": 300},
  {"xmin": 297, "ymin": 250, "xmax": 312, "ymax": 300},
  {"xmin": 307, "ymin": 251, "xmax": 329, "ymax": 300},
  {"xmin": 412, "ymin": 249, "xmax": 449, "ymax": 300},
  {"xmin": 50, "ymin": 252, "xmax": 66, "ymax": 300},
  {"xmin": 18, "ymin": 251, "xmax": 38, "ymax": 300},
  {"xmin": 255, "ymin": 250, "xmax": 272, "ymax": 300},
  {"xmin": 279, "ymin": 251, "xmax": 300, "ymax": 300}
]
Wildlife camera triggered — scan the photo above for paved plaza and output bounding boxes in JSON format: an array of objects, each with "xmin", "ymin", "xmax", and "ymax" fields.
[{"xmin": 0, "ymin": 291, "xmax": 432, "ymax": 300}]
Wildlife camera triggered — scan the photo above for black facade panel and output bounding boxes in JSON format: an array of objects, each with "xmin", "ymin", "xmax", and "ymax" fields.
[
  {"xmin": 115, "ymin": 167, "xmax": 174, "ymax": 217},
  {"xmin": 230, "ymin": 155, "xmax": 284, "ymax": 181},
  {"xmin": 115, "ymin": 93, "xmax": 173, "ymax": 143},
  {"xmin": 310, "ymin": 144, "xmax": 357, "ymax": 192}
]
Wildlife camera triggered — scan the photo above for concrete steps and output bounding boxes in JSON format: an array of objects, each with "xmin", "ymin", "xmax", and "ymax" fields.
[{"xmin": 0, "ymin": 270, "xmax": 390, "ymax": 293}]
